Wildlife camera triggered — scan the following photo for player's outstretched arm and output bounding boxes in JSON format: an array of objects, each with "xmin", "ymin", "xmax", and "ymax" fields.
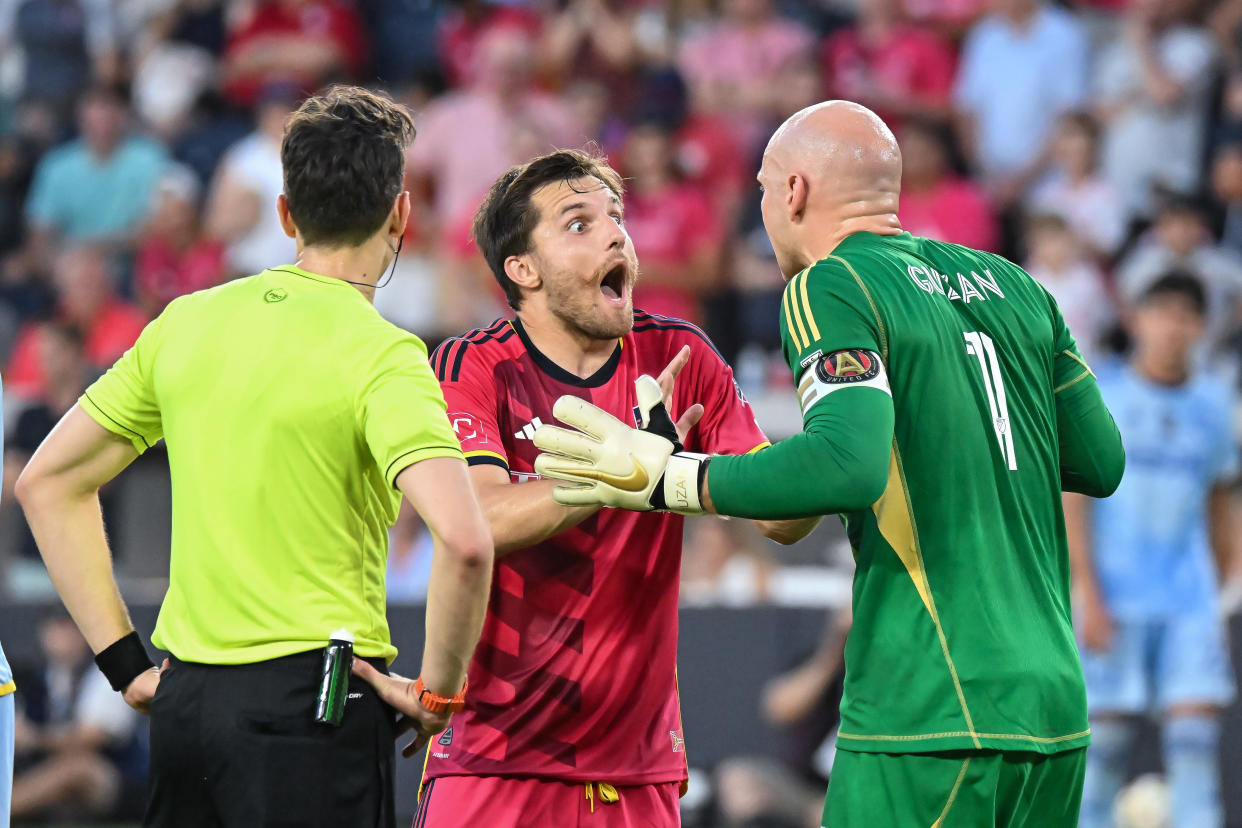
[
  {"xmin": 469, "ymin": 464, "xmax": 601, "ymax": 557},
  {"xmin": 702, "ymin": 386, "xmax": 894, "ymax": 519},
  {"xmin": 15, "ymin": 406, "xmax": 161, "ymax": 711}
]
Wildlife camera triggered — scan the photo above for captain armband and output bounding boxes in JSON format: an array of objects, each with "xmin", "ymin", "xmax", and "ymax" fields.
[{"xmin": 796, "ymin": 349, "xmax": 891, "ymax": 416}]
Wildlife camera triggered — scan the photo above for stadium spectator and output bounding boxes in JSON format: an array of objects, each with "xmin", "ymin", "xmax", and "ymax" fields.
[
  {"xmin": 135, "ymin": 164, "xmax": 226, "ymax": 315},
  {"xmin": 1067, "ymin": 273, "xmax": 1239, "ymax": 828},
  {"xmin": 205, "ymin": 84, "xmax": 299, "ymax": 279},
  {"xmin": 407, "ymin": 26, "xmax": 582, "ymax": 248},
  {"xmin": 1116, "ymin": 195, "xmax": 1242, "ymax": 352},
  {"xmin": 538, "ymin": 0, "xmax": 640, "ymax": 113},
  {"xmin": 1211, "ymin": 139, "xmax": 1242, "ymax": 255},
  {"xmin": 2, "ymin": 322, "xmax": 96, "ymax": 560},
  {"xmin": 622, "ymin": 122, "xmax": 722, "ymax": 323},
  {"xmin": 902, "ymin": 0, "xmax": 988, "ymax": 38},
  {"xmin": 220, "ymin": 0, "xmax": 367, "ymax": 109},
  {"xmin": 10, "ymin": 611, "xmax": 142, "ymax": 821},
  {"xmin": 0, "ymin": 0, "xmax": 121, "ymax": 130},
  {"xmin": 954, "ymin": 0, "xmax": 1089, "ymax": 206},
  {"xmin": 21, "ymin": 84, "xmax": 168, "ymax": 272},
  {"xmin": 821, "ymin": 0, "xmax": 957, "ymax": 130},
  {"xmin": 1093, "ymin": 0, "xmax": 1217, "ymax": 220},
  {"xmin": 1028, "ymin": 111, "xmax": 1128, "ymax": 261},
  {"xmin": 677, "ymin": 0, "xmax": 815, "ymax": 157},
  {"xmin": 897, "ymin": 118, "xmax": 999, "ymax": 252},
  {"xmin": 436, "ymin": 0, "xmax": 542, "ymax": 88},
  {"xmin": 4, "ymin": 246, "xmax": 146, "ymax": 401},
  {"xmin": 1024, "ymin": 213, "xmax": 1115, "ymax": 365}
]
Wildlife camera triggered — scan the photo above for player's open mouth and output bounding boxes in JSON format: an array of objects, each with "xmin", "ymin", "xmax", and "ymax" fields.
[{"xmin": 600, "ymin": 263, "xmax": 627, "ymax": 304}]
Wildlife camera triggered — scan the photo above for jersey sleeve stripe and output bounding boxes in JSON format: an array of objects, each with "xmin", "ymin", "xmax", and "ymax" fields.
[
  {"xmin": 465, "ymin": 451, "xmax": 509, "ymax": 470},
  {"xmin": 1059, "ymin": 349, "xmax": 1095, "ymax": 377},
  {"xmin": 449, "ymin": 340, "xmax": 470, "ymax": 382},
  {"xmin": 798, "ymin": 270, "xmax": 821, "ymax": 341},
  {"xmin": 746, "ymin": 441, "xmax": 771, "ymax": 453},
  {"xmin": 781, "ymin": 286, "xmax": 805, "ymax": 351},
  {"xmin": 828, "ymin": 255, "xmax": 889, "ymax": 361},
  {"xmin": 433, "ymin": 339, "xmax": 456, "ymax": 380},
  {"xmin": 81, "ymin": 391, "xmax": 152, "ymax": 449},
  {"xmin": 1053, "ymin": 370, "xmax": 1093, "ymax": 395}
]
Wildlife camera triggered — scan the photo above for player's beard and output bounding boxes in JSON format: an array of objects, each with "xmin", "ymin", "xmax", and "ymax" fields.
[{"xmin": 544, "ymin": 262, "xmax": 635, "ymax": 341}]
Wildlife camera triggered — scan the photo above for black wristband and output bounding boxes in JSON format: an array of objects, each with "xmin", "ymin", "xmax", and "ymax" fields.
[{"xmin": 95, "ymin": 631, "xmax": 155, "ymax": 692}]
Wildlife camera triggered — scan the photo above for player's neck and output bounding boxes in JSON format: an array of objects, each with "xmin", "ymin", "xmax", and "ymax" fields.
[
  {"xmin": 516, "ymin": 311, "xmax": 618, "ymax": 379},
  {"xmin": 800, "ymin": 213, "xmax": 902, "ymax": 265},
  {"xmin": 296, "ymin": 238, "xmax": 393, "ymax": 303}
]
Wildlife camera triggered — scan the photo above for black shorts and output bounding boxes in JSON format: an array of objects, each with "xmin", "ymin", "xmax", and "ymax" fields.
[{"xmin": 145, "ymin": 650, "xmax": 397, "ymax": 828}]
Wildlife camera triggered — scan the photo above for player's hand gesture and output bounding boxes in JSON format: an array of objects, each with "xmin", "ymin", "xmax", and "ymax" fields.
[
  {"xmin": 1078, "ymin": 594, "xmax": 1115, "ymax": 652},
  {"xmin": 352, "ymin": 658, "xmax": 452, "ymax": 758},
  {"xmin": 655, "ymin": 345, "xmax": 705, "ymax": 446}
]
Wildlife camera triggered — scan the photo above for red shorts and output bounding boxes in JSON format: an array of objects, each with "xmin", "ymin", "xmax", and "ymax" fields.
[{"xmin": 415, "ymin": 776, "xmax": 681, "ymax": 827}]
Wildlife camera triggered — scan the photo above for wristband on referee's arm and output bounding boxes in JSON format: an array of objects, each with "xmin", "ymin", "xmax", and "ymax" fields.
[
  {"xmin": 414, "ymin": 675, "xmax": 468, "ymax": 714},
  {"xmin": 95, "ymin": 631, "xmax": 156, "ymax": 692}
]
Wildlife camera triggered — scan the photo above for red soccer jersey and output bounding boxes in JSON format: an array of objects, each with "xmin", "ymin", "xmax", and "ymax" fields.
[{"xmin": 425, "ymin": 312, "xmax": 769, "ymax": 786}]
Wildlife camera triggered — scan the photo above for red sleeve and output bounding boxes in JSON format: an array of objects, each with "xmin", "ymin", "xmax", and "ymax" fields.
[
  {"xmin": 432, "ymin": 338, "xmax": 508, "ymax": 470},
  {"xmin": 676, "ymin": 332, "xmax": 770, "ymax": 457}
]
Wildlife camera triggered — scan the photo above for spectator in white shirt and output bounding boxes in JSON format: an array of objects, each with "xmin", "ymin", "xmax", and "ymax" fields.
[
  {"xmin": 1024, "ymin": 213, "xmax": 1116, "ymax": 366},
  {"xmin": 1028, "ymin": 111, "xmax": 1128, "ymax": 261},
  {"xmin": 1093, "ymin": 0, "xmax": 1217, "ymax": 220},
  {"xmin": 954, "ymin": 0, "xmax": 1089, "ymax": 207}
]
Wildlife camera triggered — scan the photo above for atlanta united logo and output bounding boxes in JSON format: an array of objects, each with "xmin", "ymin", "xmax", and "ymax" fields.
[{"xmin": 814, "ymin": 349, "xmax": 881, "ymax": 385}]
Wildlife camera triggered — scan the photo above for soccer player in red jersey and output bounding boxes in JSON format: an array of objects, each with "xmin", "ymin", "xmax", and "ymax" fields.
[{"xmin": 357, "ymin": 150, "xmax": 820, "ymax": 826}]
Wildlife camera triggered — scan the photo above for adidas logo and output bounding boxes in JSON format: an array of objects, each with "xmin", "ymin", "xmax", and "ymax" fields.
[{"xmin": 514, "ymin": 418, "xmax": 544, "ymax": 440}]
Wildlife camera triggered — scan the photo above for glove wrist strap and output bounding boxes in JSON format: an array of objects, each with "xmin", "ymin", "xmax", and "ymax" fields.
[{"xmin": 662, "ymin": 452, "xmax": 709, "ymax": 514}]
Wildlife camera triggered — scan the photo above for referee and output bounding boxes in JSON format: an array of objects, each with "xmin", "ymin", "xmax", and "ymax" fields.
[{"xmin": 16, "ymin": 86, "xmax": 494, "ymax": 827}]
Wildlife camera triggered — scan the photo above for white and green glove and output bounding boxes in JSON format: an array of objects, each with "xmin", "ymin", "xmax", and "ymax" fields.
[{"xmin": 533, "ymin": 375, "xmax": 709, "ymax": 514}]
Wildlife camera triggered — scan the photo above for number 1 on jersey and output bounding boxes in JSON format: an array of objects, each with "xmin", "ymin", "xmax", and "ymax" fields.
[{"xmin": 963, "ymin": 331, "xmax": 1017, "ymax": 471}]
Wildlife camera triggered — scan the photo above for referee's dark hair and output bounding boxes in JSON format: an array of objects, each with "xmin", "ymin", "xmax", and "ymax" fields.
[
  {"xmin": 473, "ymin": 149, "xmax": 624, "ymax": 310},
  {"xmin": 281, "ymin": 85, "xmax": 415, "ymax": 248}
]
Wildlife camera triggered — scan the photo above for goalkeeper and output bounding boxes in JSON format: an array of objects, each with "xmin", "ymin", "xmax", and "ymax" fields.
[{"xmin": 535, "ymin": 101, "xmax": 1125, "ymax": 826}]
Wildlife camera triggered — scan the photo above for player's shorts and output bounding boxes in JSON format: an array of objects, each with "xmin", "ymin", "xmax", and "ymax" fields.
[
  {"xmin": 415, "ymin": 776, "xmax": 681, "ymax": 827},
  {"xmin": 822, "ymin": 748, "xmax": 1085, "ymax": 827},
  {"xmin": 0, "ymin": 692, "xmax": 13, "ymax": 828},
  {"xmin": 1079, "ymin": 612, "xmax": 1236, "ymax": 714}
]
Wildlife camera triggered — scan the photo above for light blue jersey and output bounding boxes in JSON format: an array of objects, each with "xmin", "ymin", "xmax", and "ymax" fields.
[{"xmin": 1092, "ymin": 363, "xmax": 1238, "ymax": 619}]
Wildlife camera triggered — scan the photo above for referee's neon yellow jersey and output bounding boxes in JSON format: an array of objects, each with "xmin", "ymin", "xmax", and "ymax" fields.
[{"xmin": 79, "ymin": 265, "xmax": 464, "ymax": 665}]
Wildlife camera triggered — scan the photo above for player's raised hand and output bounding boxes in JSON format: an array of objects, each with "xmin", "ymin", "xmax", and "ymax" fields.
[
  {"xmin": 351, "ymin": 658, "xmax": 451, "ymax": 758},
  {"xmin": 534, "ymin": 382, "xmax": 710, "ymax": 514},
  {"xmin": 655, "ymin": 345, "xmax": 705, "ymax": 445}
]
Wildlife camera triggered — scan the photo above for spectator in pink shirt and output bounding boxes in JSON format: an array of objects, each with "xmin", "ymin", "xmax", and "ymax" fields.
[
  {"xmin": 407, "ymin": 27, "xmax": 583, "ymax": 247},
  {"xmin": 436, "ymin": 0, "xmax": 542, "ymax": 89},
  {"xmin": 822, "ymin": 0, "xmax": 957, "ymax": 130},
  {"xmin": 898, "ymin": 118, "xmax": 999, "ymax": 251},
  {"xmin": 622, "ymin": 123, "xmax": 722, "ymax": 324},
  {"xmin": 677, "ymin": 0, "xmax": 814, "ymax": 156}
]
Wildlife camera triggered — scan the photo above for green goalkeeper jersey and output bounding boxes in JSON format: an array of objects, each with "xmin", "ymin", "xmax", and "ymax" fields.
[{"xmin": 775, "ymin": 231, "xmax": 1115, "ymax": 755}]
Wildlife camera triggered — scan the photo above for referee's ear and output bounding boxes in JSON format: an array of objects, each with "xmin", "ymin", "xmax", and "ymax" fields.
[
  {"xmin": 277, "ymin": 194, "xmax": 297, "ymax": 240},
  {"xmin": 387, "ymin": 191, "xmax": 411, "ymax": 239}
]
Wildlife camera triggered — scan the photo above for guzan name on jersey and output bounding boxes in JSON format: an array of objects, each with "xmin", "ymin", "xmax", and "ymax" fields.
[{"xmin": 906, "ymin": 266, "xmax": 1006, "ymax": 304}]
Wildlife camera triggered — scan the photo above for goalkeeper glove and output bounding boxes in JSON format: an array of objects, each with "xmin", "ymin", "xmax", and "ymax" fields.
[{"xmin": 533, "ymin": 375, "xmax": 709, "ymax": 514}]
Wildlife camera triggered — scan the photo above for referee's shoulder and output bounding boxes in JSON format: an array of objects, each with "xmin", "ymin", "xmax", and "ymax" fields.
[{"xmin": 430, "ymin": 317, "xmax": 514, "ymax": 383}]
